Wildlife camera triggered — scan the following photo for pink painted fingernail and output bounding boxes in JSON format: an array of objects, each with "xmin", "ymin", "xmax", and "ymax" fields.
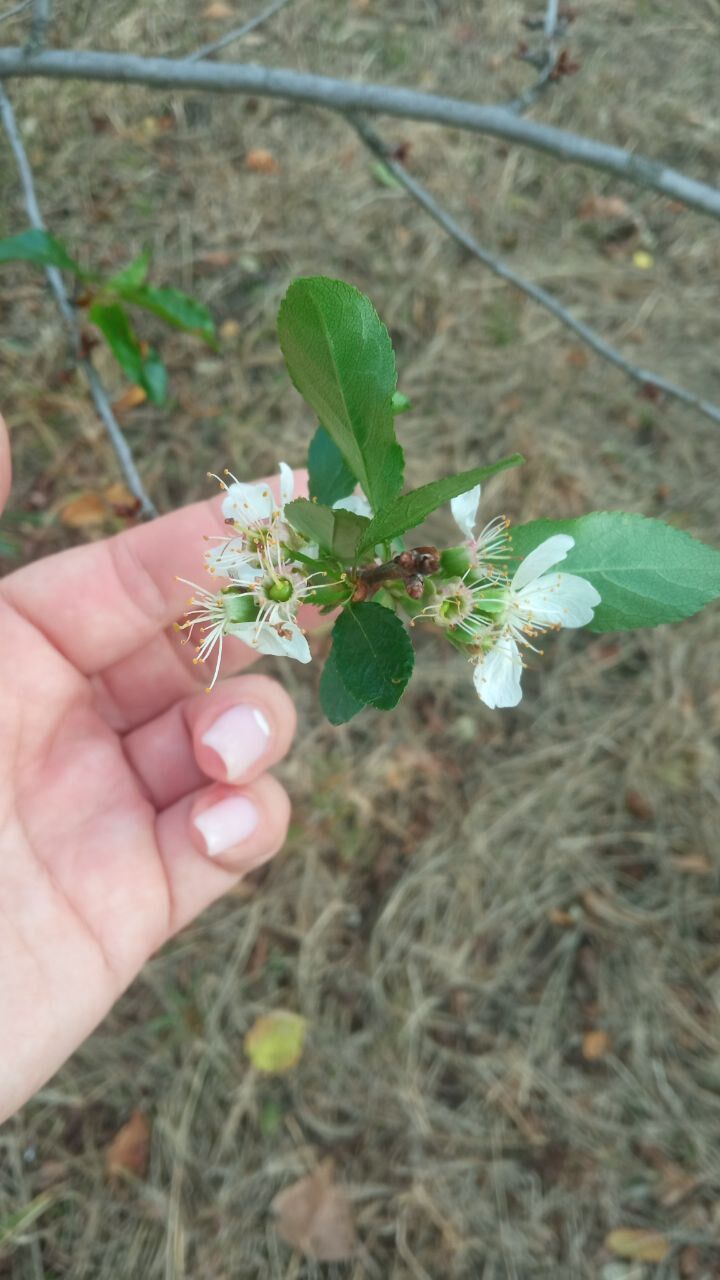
[
  {"xmin": 193, "ymin": 794, "xmax": 260, "ymax": 858},
  {"xmin": 201, "ymin": 705, "xmax": 271, "ymax": 779}
]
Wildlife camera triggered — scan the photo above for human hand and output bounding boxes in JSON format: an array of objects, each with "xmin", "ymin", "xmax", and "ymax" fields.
[{"xmin": 0, "ymin": 414, "xmax": 299, "ymax": 1121}]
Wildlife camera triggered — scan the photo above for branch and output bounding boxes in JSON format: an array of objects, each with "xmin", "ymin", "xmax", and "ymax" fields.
[
  {"xmin": 348, "ymin": 115, "xmax": 720, "ymax": 428},
  {"xmin": 544, "ymin": 0, "xmax": 559, "ymax": 40},
  {"xmin": 187, "ymin": 0, "xmax": 293, "ymax": 63},
  {"xmin": 25, "ymin": 0, "xmax": 49, "ymax": 54},
  {"xmin": 0, "ymin": 84, "xmax": 158, "ymax": 517},
  {"xmin": 0, "ymin": 48, "xmax": 718, "ymax": 220}
]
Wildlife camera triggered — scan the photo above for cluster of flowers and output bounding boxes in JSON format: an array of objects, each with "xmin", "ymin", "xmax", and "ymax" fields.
[{"xmin": 179, "ymin": 467, "xmax": 601, "ymax": 709}]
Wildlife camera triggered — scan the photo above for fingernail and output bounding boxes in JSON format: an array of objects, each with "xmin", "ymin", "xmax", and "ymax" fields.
[
  {"xmin": 201, "ymin": 705, "xmax": 271, "ymax": 779},
  {"xmin": 194, "ymin": 794, "xmax": 259, "ymax": 858}
]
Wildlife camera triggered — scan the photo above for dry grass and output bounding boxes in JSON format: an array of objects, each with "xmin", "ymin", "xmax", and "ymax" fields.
[{"xmin": 2, "ymin": 1, "xmax": 720, "ymax": 1276}]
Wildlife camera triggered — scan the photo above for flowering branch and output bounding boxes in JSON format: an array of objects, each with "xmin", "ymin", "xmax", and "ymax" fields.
[
  {"xmin": 0, "ymin": 84, "xmax": 157, "ymax": 517},
  {"xmin": 348, "ymin": 114, "xmax": 720, "ymax": 428},
  {"xmin": 0, "ymin": 48, "xmax": 719, "ymax": 220}
]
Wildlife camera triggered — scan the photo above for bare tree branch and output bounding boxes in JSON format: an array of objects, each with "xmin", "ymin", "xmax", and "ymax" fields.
[
  {"xmin": 187, "ymin": 0, "xmax": 293, "ymax": 63},
  {"xmin": 349, "ymin": 115, "xmax": 720, "ymax": 428},
  {"xmin": 25, "ymin": 0, "xmax": 49, "ymax": 54},
  {"xmin": 0, "ymin": 84, "xmax": 158, "ymax": 517},
  {"xmin": 0, "ymin": 48, "xmax": 718, "ymax": 220},
  {"xmin": 544, "ymin": 0, "xmax": 560, "ymax": 40}
]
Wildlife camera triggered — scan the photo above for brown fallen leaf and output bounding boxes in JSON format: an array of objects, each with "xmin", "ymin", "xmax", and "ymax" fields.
[
  {"xmin": 202, "ymin": 1, "xmax": 234, "ymax": 17},
  {"xmin": 606, "ymin": 1228, "xmax": 670, "ymax": 1263},
  {"xmin": 105, "ymin": 483, "xmax": 141, "ymax": 518},
  {"xmin": 578, "ymin": 194, "xmax": 631, "ymax": 220},
  {"xmin": 245, "ymin": 147, "xmax": 280, "ymax": 174},
  {"xmin": 548, "ymin": 907, "xmax": 575, "ymax": 927},
  {"xmin": 105, "ymin": 1110, "xmax": 151, "ymax": 1180},
  {"xmin": 271, "ymin": 1159, "xmax": 357, "ymax": 1262},
  {"xmin": 625, "ymin": 790, "xmax": 654, "ymax": 821},
  {"xmin": 582, "ymin": 1029, "xmax": 610, "ymax": 1061},
  {"xmin": 671, "ymin": 854, "xmax": 712, "ymax": 875},
  {"xmin": 112, "ymin": 384, "xmax": 147, "ymax": 415},
  {"xmin": 60, "ymin": 491, "xmax": 108, "ymax": 528}
]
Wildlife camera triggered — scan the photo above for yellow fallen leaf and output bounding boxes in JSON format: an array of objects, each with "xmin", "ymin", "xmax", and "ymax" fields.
[
  {"xmin": 245, "ymin": 147, "xmax": 281, "ymax": 174},
  {"xmin": 633, "ymin": 250, "xmax": 654, "ymax": 270},
  {"xmin": 606, "ymin": 1228, "xmax": 670, "ymax": 1263},
  {"xmin": 105, "ymin": 1111, "xmax": 151, "ymax": 1180},
  {"xmin": 112, "ymin": 384, "xmax": 147, "ymax": 415},
  {"xmin": 245, "ymin": 1010, "xmax": 306, "ymax": 1074},
  {"xmin": 272, "ymin": 1159, "xmax": 357, "ymax": 1262},
  {"xmin": 60, "ymin": 492, "xmax": 108, "ymax": 527},
  {"xmin": 582, "ymin": 1029, "xmax": 610, "ymax": 1061}
]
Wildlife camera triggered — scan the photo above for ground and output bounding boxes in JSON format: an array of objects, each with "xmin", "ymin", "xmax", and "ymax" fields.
[{"xmin": 1, "ymin": 0, "xmax": 720, "ymax": 1276}]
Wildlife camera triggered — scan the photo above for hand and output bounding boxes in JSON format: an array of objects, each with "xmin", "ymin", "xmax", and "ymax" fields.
[{"xmin": 0, "ymin": 414, "xmax": 298, "ymax": 1121}]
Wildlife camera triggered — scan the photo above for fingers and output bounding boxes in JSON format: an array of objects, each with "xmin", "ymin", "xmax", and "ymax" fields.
[
  {"xmin": 123, "ymin": 673, "xmax": 296, "ymax": 811},
  {"xmin": 155, "ymin": 773, "xmax": 291, "ymax": 935},
  {"xmin": 1, "ymin": 468, "xmax": 308, "ymax": 676},
  {"xmin": 0, "ymin": 413, "xmax": 11, "ymax": 512}
]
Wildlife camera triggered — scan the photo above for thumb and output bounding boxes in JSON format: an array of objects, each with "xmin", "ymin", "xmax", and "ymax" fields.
[{"xmin": 0, "ymin": 413, "xmax": 11, "ymax": 513}]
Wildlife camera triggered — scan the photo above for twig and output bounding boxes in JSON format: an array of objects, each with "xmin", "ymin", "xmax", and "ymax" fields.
[
  {"xmin": 544, "ymin": 0, "xmax": 560, "ymax": 40},
  {"xmin": 0, "ymin": 49, "xmax": 718, "ymax": 220},
  {"xmin": 349, "ymin": 114, "xmax": 720, "ymax": 428},
  {"xmin": 0, "ymin": 83, "xmax": 158, "ymax": 517},
  {"xmin": 0, "ymin": 1, "xmax": 30, "ymax": 26},
  {"xmin": 24, "ymin": 0, "xmax": 49, "ymax": 54},
  {"xmin": 187, "ymin": 0, "xmax": 292, "ymax": 63},
  {"xmin": 507, "ymin": 0, "xmax": 562, "ymax": 115}
]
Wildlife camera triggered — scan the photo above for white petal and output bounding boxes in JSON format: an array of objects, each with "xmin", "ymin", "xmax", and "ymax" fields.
[
  {"xmin": 450, "ymin": 485, "xmax": 481, "ymax": 541},
  {"xmin": 511, "ymin": 534, "xmax": 575, "ymax": 591},
  {"xmin": 472, "ymin": 633, "xmax": 523, "ymax": 708},
  {"xmin": 230, "ymin": 619, "xmax": 312, "ymax": 663},
  {"xmin": 333, "ymin": 491, "xmax": 373, "ymax": 518},
  {"xmin": 205, "ymin": 540, "xmax": 263, "ymax": 584},
  {"xmin": 222, "ymin": 480, "xmax": 276, "ymax": 526},
  {"xmin": 278, "ymin": 461, "xmax": 294, "ymax": 510},
  {"xmin": 514, "ymin": 572, "xmax": 601, "ymax": 629}
]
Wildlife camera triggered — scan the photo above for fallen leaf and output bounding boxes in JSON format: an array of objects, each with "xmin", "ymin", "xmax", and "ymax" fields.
[
  {"xmin": 245, "ymin": 1010, "xmax": 306, "ymax": 1074},
  {"xmin": 606, "ymin": 1228, "xmax": 670, "ymax": 1263},
  {"xmin": 565, "ymin": 346, "xmax": 588, "ymax": 368},
  {"xmin": 633, "ymin": 250, "xmax": 654, "ymax": 270},
  {"xmin": 202, "ymin": 1, "xmax": 234, "ymax": 17},
  {"xmin": 549, "ymin": 907, "xmax": 575, "ymax": 927},
  {"xmin": 582, "ymin": 1029, "xmax": 610, "ymax": 1061},
  {"xmin": 625, "ymin": 790, "xmax": 654, "ymax": 821},
  {"xmin": 105, "ymin": 483, "xmax": 141, "ymax": 518},
  {"xmin": 578, "ymin": 194, "xmax": 631, "ymax": 220},
  {"xmin": 245, "ymin": 147, "xmax": 280, "ymax": 174},
  {"xmin": 60, "ymin": 492, "xmax": 108, "ymax": 528},
  {"xmin": 105, "ymin": 1111, "xmax": 151, "ymax": 1180},
  {"xmin": 219, "ymin": 318, "xmax": 242, "ymax": 340},
  {"xmin": 272, "ymin": 1159, "xmax": 357, "ymax": 1262},
  {"xmin": 112, "ymin": 384, "xmax": 147, "ymax": 415},
  {"xmin": 671, "ymin": 854, "xmax": 712, "ymax": 875}
]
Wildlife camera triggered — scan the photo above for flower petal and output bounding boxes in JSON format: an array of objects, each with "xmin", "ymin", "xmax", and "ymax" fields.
[
  {"xmin": 230, "ymin": 619, "xmax": 312, "ymax": 663},
  {"xmin": 278, "ymin": 461, "xmax": 294, "ymax": 510},
  {"xmin": 472, "ymin": 633, "xmax": 523, "ymax": 708},
  {"xmin": 515, "ymin": 572, "xmax": 601, "ymax": 629},
  {"xmin": 222, "ymin": 480, "xmax": 276, "ymax": 526},
  {"xmin": 333, "ymin": 491, "xmax": 373, "ymax": 519},
  {"xmin": 450, "ymin": 485, "xmax": 481, "ymax": 541},
  {"xmin": 511, "ymin": 534, "xmax": 575, "ymax": 591}
]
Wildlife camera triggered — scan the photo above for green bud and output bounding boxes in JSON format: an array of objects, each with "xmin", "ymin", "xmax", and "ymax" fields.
[
  {"xmin": 267, "ymin": 577, "xmax": 294, "ymax": 603},
  {"xmin": 440, "ymin": 545, "xmax": 472, "ymax": 577},
  {"xmin": 221, "ymin": 587, "xmax": 259, "ymax": 625}
]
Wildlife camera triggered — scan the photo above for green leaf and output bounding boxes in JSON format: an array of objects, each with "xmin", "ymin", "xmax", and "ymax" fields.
[
  {"xmin": 357, "ymin": 454, "xmax": 524, "ymax": 554},
  {"xmin": 0, "ymin": 228, "xmax": 82, "ymax": 274},
  {"xmin": 331, "ymin": 508, "xmax": 370, "ymax": 561},
  {"xmin": 90, "ymin": 303, "xmax": 167, "ymax": 404},
  {"xmin": 284, "ymin": 497, "xmax": 335, "ymax": 551},
  {"xmin": 119, "ymin": 284, "xmax": 216, "ymax": 344},
  {"xmin": 277, "ymin": 276, "xmax": 404, "ymax": 512},
  {"xmin": 509, "ymin": 512, "xmax": 720, "ymax": 632},
  {"xmin": 391, "ymin": 391, "xmax": 412, "ymax": 415},
  {"xmin": 332, "ymin": 602, "xmax": 414, "ymax": 711},
  {"xmin": 319, "ymin": 645, "xmax": 365, "ymax": 725},
  {"xmin": 140, "ymin": 347, "xmax": 168, "ymax": 406},
  {"xmin": 108, "ymin": 248, "xmax": 151, "ymax": 290},
  {"xmin": 308, "ymin": 426, "xmax": 357, "ymax": 505}
]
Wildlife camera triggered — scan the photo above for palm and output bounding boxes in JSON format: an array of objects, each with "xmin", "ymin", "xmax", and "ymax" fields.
[{"xmin": 0, "ymin": 457, "xmax": 296, "ymax": 1121}]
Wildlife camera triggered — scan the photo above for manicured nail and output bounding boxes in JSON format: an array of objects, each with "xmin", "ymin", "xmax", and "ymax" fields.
[
  {"xmin": 201, "ymin": 705, "xmax": 271, "ymax": 779},
  {"xmin": 194, "ymin": 794, "xmax": 259, "ymax": 858}
]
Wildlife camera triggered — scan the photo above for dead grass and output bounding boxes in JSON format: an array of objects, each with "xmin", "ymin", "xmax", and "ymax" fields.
[{"xmin": 2, "ymin": 0, "xmax": 720, "ymax": 1276}]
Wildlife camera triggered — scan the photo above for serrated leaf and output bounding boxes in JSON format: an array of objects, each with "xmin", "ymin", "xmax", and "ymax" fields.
[
  {"xmin": 119, "ymin": 284, "xmax": 216, "ymax": 344},
  {"xmin": 108, "ymin": 249, "xmax": 151, "ymax": 290},
  {"xmin": 308, "ymin": 426, "xmax": 357, "ymax": 505},
  {"xmin": 605, "ymin": 1228, "xmax": 670, "ymax": 1263},
  {"xmin": 332, "ymin": 602, "xmax": 414, "ymax": 711},
  {"xmin": 284, "ymin": 497, "xmax": 335, "ymax": 551},
  {"xmin": 90, "ymin": 301, "xmax": 145, "ymax": 384},
  {"xmin": 278, "ymin": 277, "xmax": 403, "ymax": 512},
  {"xmin": 508, "ymin": 512, "xmax": 720, "ymax": 632},
  {"xmin": 357, "ymin": 455, "xmax": 523, "ymax": 554},
  {"xmin": 331, "ymin": 508, "xmax": 370, "ymax": 561},
  {"xmin": 0, "ymin": 228, "xmax": 82, "ymax": 274},
  {"xmin": 319, "ymin": 646, "xmax": 365, "ymax": 724},
  {"xmin": 245, "ymin": 1010, "xmax": 306, "ymax": 1074}
]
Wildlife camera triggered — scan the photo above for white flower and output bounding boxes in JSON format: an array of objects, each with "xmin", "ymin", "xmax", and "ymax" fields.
[
  {"xmin": 471, "ymin": 534, "xmax": 601, "ymax": 709},
  {"xmin": 450, "ymin": 484, "xmax": 511, "ymax": 572},
  {"xmin": 230, "ymin": 617, "xmax": 311, "ymax": 664},
  {"xmin": 204, "ymin": 536, "xmax": 264, "ymax": 584},
  {"xmin": 216, "ymin": 461, "xmax": 294, "ymax": 528},
  {"xmin": 332, "ymin": 490, "xmax": 373, "ymax": 519}
]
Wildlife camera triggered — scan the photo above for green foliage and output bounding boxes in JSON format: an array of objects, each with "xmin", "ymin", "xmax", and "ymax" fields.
[
  {"xmin": 107, "ymin": 249, "xmax": 151, "ymax": 290},
  {"xmin": 319, "ymin": 646, "xmax": 365, "ymax": 725},
  {"xmin": 357, "ymin": 455, "xmax": 524, "ymax": 553},
  {"xmin": 284, "ymin": 497, "xmax": 369, "ymax": 561},
  {"xmin": 0, "ymin": 228, "xmax": 83, "ymax": 274},
  {"xmin": 331, "ymin": 602, "xmax": 415, "ymax": 712},
  {"xmin": 509, "ymin": 512, "xmax": 720, "ymax": 631},
  {"xmin": 117, "ymin": 284, "xmax": 216, "ymax": 345},
  {"xmin": 308, "ymin": 426, "xmax": 357, "ymax": 505},
  {"xmin": 278, "ymin": 277, "xmax": 404, "ymax": 512},
  {"xmin": 391, "ymin": 391, "xmax": 412, "ymax": 415},
  {"xmin": 88, "ymin": 302, "xmax": 166, "ymax": 405}
]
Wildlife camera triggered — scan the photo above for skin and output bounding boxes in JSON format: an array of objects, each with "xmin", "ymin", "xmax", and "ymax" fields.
[{"xmin": 0, "ymin": 413, "xmax": 301, "ymax": 1121}]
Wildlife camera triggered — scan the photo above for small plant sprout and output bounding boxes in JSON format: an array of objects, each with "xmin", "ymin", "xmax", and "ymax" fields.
[{"xmin": 179, "ymin": 277, "xmax": 720, "ymax": 722}]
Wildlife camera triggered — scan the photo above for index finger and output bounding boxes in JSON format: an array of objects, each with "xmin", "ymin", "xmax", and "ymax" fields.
[{"xmin": 1, "ymin": 470, "xmax": 308, "ymax": 676}]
